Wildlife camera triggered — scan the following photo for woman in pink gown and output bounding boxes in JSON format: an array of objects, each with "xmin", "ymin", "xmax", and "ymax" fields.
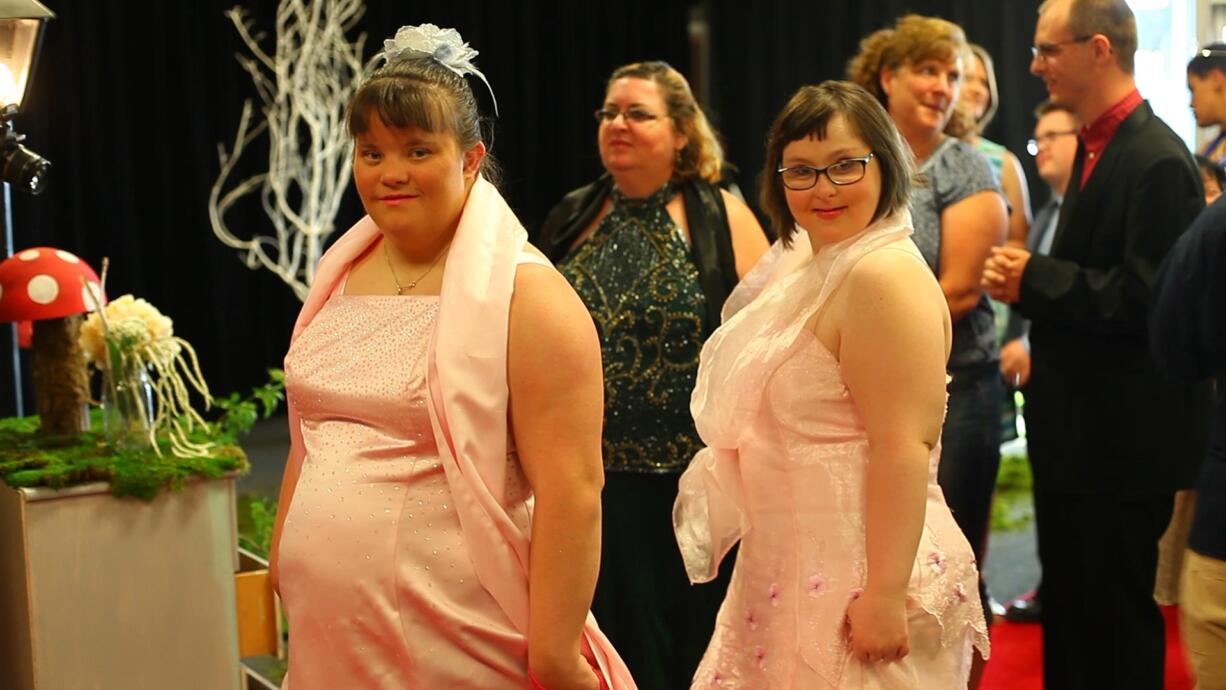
[
  {"xmin": 674, "ymin": 82, "xmax": 989, "ymax": 688},
  {"xmin": 268, "ymin": 25, "xmax": 634, "ymax": 690}
]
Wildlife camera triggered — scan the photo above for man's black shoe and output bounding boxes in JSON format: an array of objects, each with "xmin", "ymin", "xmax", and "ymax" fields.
[{"xmin": 1004, "ymin": 590, "xmax": 1042, "ymax": 623}]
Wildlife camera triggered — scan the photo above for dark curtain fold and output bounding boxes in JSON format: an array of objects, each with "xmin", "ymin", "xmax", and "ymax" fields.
[{"xmin": 7, "ymin": 0, "xmax": 1045, "ymax": 405}]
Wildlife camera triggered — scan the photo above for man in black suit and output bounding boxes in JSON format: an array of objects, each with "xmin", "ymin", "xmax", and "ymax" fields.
[
  {"xmin": 999, "ymin": 100, "xmax": 1081, "ymax": 624},
  {"xmin": 983, "ymin": 0, "xmax": 1210, "ymax": 687}
]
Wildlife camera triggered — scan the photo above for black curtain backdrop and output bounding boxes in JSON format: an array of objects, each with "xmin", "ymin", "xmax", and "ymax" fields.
[
  {"xmin": 9, "ymin": 1, "xmax": 690, "ymax": 404},
  {"xmin": 8, "ymin": 0, "xmax": 1046, "ymax": 405}
]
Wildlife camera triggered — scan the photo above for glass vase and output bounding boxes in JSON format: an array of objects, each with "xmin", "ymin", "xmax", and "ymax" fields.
[{"xmin": 101, "ymin": 359, "xmax": 155, "ymax": 452}]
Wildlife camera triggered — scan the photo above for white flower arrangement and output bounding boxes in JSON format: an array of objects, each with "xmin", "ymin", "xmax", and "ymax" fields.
[
  {"xmin": 79, "ymin": 265, "xmax": 214, "ymax": 458},
  {"xmin": 80, "ymin": 295, "xmax": 178, "ymax": 368}
]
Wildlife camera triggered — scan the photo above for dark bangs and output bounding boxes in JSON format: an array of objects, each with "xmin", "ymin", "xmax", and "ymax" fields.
[{"xmin": 347, "ymin": 77, "xmax": 455, "ymax": 138}]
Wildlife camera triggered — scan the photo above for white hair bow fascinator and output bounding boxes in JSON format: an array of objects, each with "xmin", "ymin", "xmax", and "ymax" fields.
[{"xmin": 378, "ymin": 24, "xmax": 498, "ymax": 115}]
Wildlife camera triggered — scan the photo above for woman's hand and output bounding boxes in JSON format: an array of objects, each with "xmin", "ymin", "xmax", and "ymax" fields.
[
  {"xmin": 846, "ymin": 589, "xmax": 910, "ymax": 664},
  {"xmin": 1000, "ymin": 338, "xmax": 1031, "ymax": 388},
  {"xmin": 529, "ymin": 654, "xmax": 602, "ymax": 690}
]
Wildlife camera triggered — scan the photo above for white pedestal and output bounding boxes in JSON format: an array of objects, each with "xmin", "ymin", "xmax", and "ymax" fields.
[{"xmin": 0, "ymin": 476, "xmax": 241, "ymax": 690}]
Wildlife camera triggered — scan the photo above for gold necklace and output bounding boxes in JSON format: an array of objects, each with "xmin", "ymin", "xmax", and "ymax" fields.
[{"xmin": 383, "ymin": 239, "xmax": 449, "ymax": 295}]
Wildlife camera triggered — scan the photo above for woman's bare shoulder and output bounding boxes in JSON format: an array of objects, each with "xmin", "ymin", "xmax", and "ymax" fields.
[
  {"xmin": 849, "ymin": 239, "xmax": 935, "ymax": 286},
  {"xmin": 510, "ymin": 260, "xmax": 593, "ymax": 340}
]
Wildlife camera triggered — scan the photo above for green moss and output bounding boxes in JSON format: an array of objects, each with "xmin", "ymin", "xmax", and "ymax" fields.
[{"xmin": 0, "ymin": 410, "xmax": 249, "ymax": 501}]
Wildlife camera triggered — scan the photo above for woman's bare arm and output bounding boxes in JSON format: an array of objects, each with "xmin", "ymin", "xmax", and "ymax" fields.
[
  {"xmin": 835, "ymin": 248, "xmax": 951, "ymax": 661},
  {"xmin": 939, "ymin": 190, "xmax": 1008, "ymax": 321},
  {"xmin": 508, "ymin": 263, "xmax": 605, "ymax": 690},
  {"xmin": 722, "ymin": 189, "xmax": 771, "ymax": 278}
]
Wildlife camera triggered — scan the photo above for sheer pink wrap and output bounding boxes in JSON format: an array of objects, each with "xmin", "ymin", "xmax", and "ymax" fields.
[{"xmin": 674, "ymin": 214, "xmax": 913, "ymax": 585}]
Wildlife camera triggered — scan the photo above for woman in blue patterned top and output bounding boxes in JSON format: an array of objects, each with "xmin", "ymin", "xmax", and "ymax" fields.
[
  {"xmin": 537, "ymin": 62, "xmax": 769, "ymax": 690},
  {"xmin": 849, "ymin": 15, "xmax": 1008, "ymax": 687}
]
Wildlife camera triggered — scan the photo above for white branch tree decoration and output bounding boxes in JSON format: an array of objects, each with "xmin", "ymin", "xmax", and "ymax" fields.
[{"xmin": 209, "ymin": 0, "xmax": 368, "ymax": 301}]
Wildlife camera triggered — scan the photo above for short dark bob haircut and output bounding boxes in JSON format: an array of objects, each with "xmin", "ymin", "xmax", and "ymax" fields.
[
  {"xmin": 759, "ymin": 80, "xmax": 915, "ymax": 247},
  {"xmin": 1189, "ymin": 42, "xmax": 1226, "ymax": 78}
]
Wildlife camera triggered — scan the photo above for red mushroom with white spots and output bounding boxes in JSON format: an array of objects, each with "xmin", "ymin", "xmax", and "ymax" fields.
[{"xmin": 0, "ymin": 247, "xmax": 105, "ymax": 435}]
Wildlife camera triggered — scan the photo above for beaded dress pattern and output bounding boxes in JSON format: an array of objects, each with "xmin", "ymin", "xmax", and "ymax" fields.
[{"xmin": 558, "ymin": 183, "xmax": 709, "ymax": 473}]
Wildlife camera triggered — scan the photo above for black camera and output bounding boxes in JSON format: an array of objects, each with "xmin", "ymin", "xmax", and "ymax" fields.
[{"xmin": 0, "ymin": 103, "xmax": 47, "ymax": 194}]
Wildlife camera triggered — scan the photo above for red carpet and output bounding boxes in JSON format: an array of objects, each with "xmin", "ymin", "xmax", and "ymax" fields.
[{"xmin": 980, "ymin": 605, "xmax": 1192, "ymax": 689}]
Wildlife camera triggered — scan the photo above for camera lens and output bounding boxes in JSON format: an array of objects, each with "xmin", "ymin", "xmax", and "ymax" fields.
[{"xmin": 1, "ymin": 143, "xmax": 50, "ymax": 195}]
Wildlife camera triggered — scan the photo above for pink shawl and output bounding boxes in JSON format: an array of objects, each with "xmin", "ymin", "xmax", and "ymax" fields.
[
  {"xmin": 284, "ymin": 178, "xmax": 635, "ymax": 689},
  {"xmin": 674, "ymin": 212, "xmax": 913, "ymax": 583}
]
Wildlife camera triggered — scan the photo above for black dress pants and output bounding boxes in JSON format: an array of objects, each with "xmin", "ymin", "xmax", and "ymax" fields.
[
  {"xmin": 591, "ymin": 472, "xmax": 733, "ymax": 690},
  {"xmin": 1034, "ymin": 489, "xmax": 1174, "ymax": 690}
]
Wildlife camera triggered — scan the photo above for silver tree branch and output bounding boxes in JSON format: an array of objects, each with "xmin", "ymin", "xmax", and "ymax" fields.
[{"xmin": 209, "ymin": 0, "xmax": 367, "ymax": 301}]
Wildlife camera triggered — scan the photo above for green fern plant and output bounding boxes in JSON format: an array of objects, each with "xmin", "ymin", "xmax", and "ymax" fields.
[{"xmin": 211, "ymin": 369, "xmax": 285, "ymax": 441}]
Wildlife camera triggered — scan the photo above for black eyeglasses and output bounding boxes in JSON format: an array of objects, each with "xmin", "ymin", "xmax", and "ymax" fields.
[
  {"xmin": 1026, "ymin": 130, "xmax": 1078, "ymax": 156},
  {"xmin": 777, "ymin": 153, "xmax": 874, "ymax": 191},
  {"xmin": 594, "ymin": 107, "xmax": 664, "ymax": 124},
  {"xmin": 1031, "ymin": 35, "xmax": 1093, "ymax": 61}
]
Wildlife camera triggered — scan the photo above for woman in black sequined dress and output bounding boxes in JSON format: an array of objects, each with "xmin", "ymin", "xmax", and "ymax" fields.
[{"xmin": 537, "ymin": 61, "xmax": 768, "ymax": 690}]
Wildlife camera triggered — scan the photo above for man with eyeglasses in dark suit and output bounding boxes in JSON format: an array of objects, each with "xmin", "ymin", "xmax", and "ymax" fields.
[{"xmin": 983, "ymin": 1, "xmax": 1211, "ymax": 688}]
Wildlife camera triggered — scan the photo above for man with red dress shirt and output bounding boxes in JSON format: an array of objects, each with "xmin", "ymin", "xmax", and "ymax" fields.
[{"xmin": 983, "ymin": 1, "xmax": 1210, "ymax": 687}]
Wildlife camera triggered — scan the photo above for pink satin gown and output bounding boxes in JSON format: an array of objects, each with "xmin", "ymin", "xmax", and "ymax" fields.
[{"xmin": 279, "ymin": 292, "xmax": 534, "ymax": 689}]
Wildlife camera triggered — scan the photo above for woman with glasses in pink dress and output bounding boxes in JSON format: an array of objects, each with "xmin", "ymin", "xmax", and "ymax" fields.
[{"xmin": 675, "ymin": 81, "xmax": 989, "ymax": 689}]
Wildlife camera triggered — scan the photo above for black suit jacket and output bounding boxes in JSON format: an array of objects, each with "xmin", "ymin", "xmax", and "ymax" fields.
[{"xmin": 1016, "ymin": 101, "xmax": 1212, "ymax": 496}]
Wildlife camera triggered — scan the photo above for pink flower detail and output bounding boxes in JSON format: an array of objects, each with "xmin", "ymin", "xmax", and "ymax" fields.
[
  {"xmin": 806, "ymin": 574, "xmax": 827, "ymax": 598},
  {"xmin": 745, "ymin": 609, "xmax": 759, "ymax": 631},
  {"xmin": 768, "ymin": 583, "xmax": 781, "ymax": 606},
  {"xmin": 954, "ymin": 582, "xmax": 967, "ymax": 602},
  {"xmin": 928, "ymin": 550, "xmax": 947, "ymax": 574},
  {"xmin": 754, "ymin": 646, "xmax": 767, "ymax": 669}
]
